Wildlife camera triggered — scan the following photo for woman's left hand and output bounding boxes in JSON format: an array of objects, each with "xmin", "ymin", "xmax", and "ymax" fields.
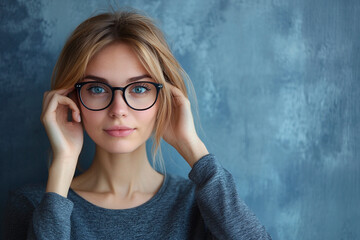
[{"xmin": 162, "ymin": 82, "xmax": 209, "ymax": 167}]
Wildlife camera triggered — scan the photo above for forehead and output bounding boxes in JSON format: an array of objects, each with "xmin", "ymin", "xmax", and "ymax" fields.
[{"xmin": 85, "ymin": 42, "xmax": 149, "ymax": 85}]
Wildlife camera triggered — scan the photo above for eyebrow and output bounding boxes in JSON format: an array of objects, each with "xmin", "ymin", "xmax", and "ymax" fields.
[{"xmin": 83, "ymin": 74, "xmax": 152, "ymax": 84}]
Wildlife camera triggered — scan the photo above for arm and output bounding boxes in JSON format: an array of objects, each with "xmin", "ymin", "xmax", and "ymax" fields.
[
  {"xmin": 3, "ymin": 190, "xmax": 34, "ymax": 240},
  {"xmin": 41, "ymin": 88, "xmax": 83, "ymax": 198},
  {"xmin": 189, "ymin": 154, "xmax": 272, "ymax": 239},
  {"xmin": 4, "ymin": 190, "xmax": 74, "ymax": 240},
  {"xmin": 5, "ymin": 88, "xmax": 84, "ymax": 239},
  {"xmin": 162, "ymin": 83, "xmax": 271, "ymax": 239}
]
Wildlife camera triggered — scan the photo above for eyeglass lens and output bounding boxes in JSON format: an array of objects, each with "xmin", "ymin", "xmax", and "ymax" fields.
[{"xmin": 79, "ymin": 82, "xmax": 158, "ymax": 110}]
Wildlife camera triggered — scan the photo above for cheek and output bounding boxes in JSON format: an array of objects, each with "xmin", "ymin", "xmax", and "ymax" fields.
[
  {"xmin": 80, "ymin": 107, "xmax": 103, "ymax": 133},
  {"xmin": 79, "ymin": 103, "xmax": 159, "ymax": 134},
  {"xmin": 137, "ymin": 104, "xmax": 159, "ymax": 129},
  {"xmin": 148, "ymin": 102, "xmax": 159, "ymax": 124}
]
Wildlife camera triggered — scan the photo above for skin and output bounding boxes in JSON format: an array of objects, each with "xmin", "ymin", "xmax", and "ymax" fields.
[{"xmin": 41, "ymin": 42, "xmax": 209, "ymax": 209}]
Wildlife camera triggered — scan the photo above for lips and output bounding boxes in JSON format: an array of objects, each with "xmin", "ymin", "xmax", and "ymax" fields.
[{"xmin": 104, "ymin": 126, "xmax": 135, "ymax": 137}]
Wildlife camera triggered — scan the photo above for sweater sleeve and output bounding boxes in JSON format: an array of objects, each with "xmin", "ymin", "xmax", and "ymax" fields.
[
  {"xmin": 188, "ymin": 154, "xmax": 272, "ymax": 240},
  {"xmin": 4, "ymin": 190, "xmax": 74, "ymax": 240}
]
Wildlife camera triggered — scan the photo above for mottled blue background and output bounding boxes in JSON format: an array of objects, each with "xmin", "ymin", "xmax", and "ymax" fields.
[{"xmin": 1, "ymin": 0, "xmax": 360, "ymax": 239}]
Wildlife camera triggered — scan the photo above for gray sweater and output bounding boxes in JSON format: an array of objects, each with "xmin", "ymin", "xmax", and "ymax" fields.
[{"xmin": 4, "ymin": 154, "xmax": 271, "ymax": 239}]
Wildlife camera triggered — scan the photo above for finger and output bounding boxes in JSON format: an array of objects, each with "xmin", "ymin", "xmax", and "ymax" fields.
[
  {"xmin": 54, "ymin": 87, "xmax": 75, "ymax": 96},
  {"xmin": 42, "ymin": 88, "xmax": 76, "ymax": 118},
  {"xmin": 42, "ymin": 91, "xmax": 50, "ymax": 110},
  {"xmin": 42, "ymin": 93, "xmax": 81, "ymax": 123},
  {"xmin": 165, "ymin": 82, "xmax": 182, "ymax": 96},
  {"xmin": 164, "ymin": 82, "xmax": 190, "ymax": 106},
  {"xmin": 41, "ymin": 91, "xmax": 53, "ymax": 121},
  {"xmin": 72, "ymin": 106, "xmax": 81, "ymax": 122},
  {"xmin": 52, "ymin": 95, "xmax": 81, "ymax": 123},
  {"xmin": 42, "ymin": 91, "xmax": 59, "ymax": 120}
]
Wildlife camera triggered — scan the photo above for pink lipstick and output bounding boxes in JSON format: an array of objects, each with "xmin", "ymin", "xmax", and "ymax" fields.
[{"xmin": 104, "ymin": 126, "xmax": 135, "ymax": 137}]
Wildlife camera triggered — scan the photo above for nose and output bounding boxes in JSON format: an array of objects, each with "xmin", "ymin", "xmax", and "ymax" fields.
[{"xmin": 108, "ymin": 90, "xmax": 129, "ymax": 117}]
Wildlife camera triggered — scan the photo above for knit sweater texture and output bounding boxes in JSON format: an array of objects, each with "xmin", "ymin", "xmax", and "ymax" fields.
[{"xmin": 4, "ymin": 154, "xmax": 272, "ymax": 239}]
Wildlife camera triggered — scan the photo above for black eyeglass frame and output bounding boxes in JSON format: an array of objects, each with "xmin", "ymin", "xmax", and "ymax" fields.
[{"xmin": 74, "ymin": 81, "xmax": 163, "ymax": 111}]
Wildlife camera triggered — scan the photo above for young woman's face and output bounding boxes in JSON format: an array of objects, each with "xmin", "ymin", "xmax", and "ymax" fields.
[{"xmin": 79, "ymin": 42, "xmax": 159, "ymax": 154}]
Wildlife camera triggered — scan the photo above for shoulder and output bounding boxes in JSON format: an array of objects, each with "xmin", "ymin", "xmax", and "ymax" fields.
[
  {"xmin": 4, "ymin": 183, "xmax": 47, "ymax": 230},
  {"xmin": 162, "ymin": 174, "xmax": 196, "ymax": 202},
  {"xmin": 7, "ymin": 182, "xmax": 46, "ymax": 207},
  {"xmin": 166, "ymin": 174, "xmax": 195, "ymax": 191}
]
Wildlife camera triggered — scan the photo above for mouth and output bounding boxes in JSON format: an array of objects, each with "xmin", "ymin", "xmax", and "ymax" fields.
[
  {"xmin": 104, "ymin": 129, "xmax": 135, "ymax": 137},
  {"xmin": 104, "ymin": 126, "xmax": 135, "ymax": 137}
]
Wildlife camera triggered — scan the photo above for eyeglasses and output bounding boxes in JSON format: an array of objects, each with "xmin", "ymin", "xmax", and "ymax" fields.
[{"xmin": 74, "ymin": 81, "xmax": 163, "ymax": 111}]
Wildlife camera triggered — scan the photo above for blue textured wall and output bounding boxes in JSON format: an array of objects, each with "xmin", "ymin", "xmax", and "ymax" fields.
[{"xmin": 1, "ymin": 0, "xmax": 360, "ymax": 239}]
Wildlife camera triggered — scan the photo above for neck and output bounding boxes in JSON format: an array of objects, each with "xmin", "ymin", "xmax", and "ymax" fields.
[{"xmin": 73, "ymin": 143, "xmax": 162, "ymax": 197}]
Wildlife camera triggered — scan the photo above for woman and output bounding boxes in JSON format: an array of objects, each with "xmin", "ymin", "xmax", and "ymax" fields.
[{"xmin": 4, "ymin": 10, "xmax": 271, "ymax": 239}]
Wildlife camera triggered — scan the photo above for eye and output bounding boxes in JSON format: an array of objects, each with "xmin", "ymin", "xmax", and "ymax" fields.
[
  {"xmin": 132, "ymin": 86, "xmax": 146, "ymax": 93},
  {"xmin": 86, "ymin": 84, "xmax": 107, "ymax": 94},
  {"xmin": 130, "ymin": 83, "xmax": 151, "ymax": 94}
]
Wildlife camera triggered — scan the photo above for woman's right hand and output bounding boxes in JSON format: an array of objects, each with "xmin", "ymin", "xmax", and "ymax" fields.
[{"xmin": 41, "ymin": 87, "xmax": 84, "ymax": 165}]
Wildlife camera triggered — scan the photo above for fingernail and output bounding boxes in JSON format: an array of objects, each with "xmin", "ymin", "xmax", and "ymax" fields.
[{"xmin": 77, "ymin": 113, "xmax": 81, "ymax": 122}]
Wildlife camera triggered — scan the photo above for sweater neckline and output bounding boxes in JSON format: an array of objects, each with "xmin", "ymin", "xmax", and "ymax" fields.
[{"xmin": 68, "ymin": 173, "xmax": 169, "ymax": 214}]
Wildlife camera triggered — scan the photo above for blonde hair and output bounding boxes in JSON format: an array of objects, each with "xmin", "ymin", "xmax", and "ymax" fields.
[{"xmin": 51, "ymin": 10, "xmax": 196, "ymax": 173}]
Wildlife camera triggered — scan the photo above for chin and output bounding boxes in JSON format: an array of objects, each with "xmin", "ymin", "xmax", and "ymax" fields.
[{"xmin": 97, "ymin": 141, "xmax": 145, "ymax": 155}]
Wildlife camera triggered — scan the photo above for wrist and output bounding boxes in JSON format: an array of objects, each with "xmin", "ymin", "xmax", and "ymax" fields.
[
  {"xmin": 46, "ymin": 158, "xmax": 77, "ymax": 198},
  {"xmin": 177, "ymin": 137, "xmax": 209, "ymax": 168}
]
